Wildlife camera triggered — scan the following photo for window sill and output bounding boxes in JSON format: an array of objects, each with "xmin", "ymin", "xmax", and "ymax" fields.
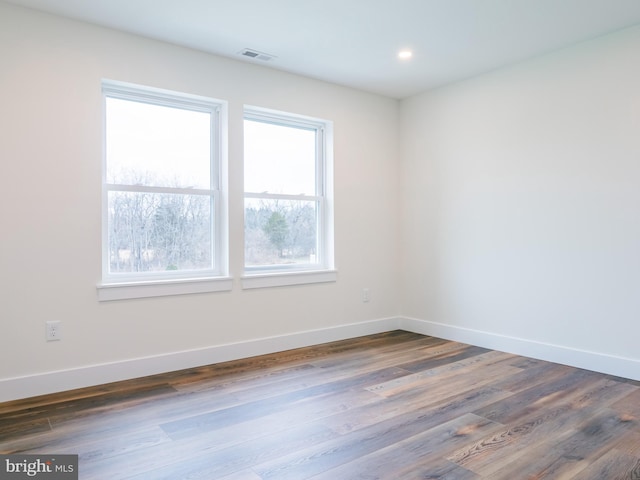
[
  {"xmin": 97, "ymin": 276, "xmax": 233, "ymax": 301},
  {"xmin": 241, "ymin": 269, "xmax": 337, "ymax": 289}
]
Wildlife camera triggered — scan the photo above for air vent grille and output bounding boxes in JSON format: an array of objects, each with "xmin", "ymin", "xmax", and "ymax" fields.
[{"xmin": 238, "ymin": 48, "xmax": 276, "ymax": 62}]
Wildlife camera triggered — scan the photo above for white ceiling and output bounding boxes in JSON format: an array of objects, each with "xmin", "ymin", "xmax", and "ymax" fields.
[{"xmin": 6, "ymin": 0, "xmax": 640, "ymax": 98}]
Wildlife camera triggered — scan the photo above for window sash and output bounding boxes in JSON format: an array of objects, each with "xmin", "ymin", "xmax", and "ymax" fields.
[
  {"xmin": 243, "ymin": 107, "xmax": 330, "ymax": 273},
  {"xmin": 101, "ymin": 80, "xmax": 224, "ymax": 284},
  {"xmin": 105, "ymin": 190, "xmax": 219, "ymax": 282},
  {"xmin": 244, "ymin": 110, "xmax": 326, "ymax": 198}
]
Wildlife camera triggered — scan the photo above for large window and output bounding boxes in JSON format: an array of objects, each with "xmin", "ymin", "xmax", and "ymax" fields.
[
  {"xmin": 99, "ymin": 80, "xmax": 228, "ymax": 299},
  {"xmin": 243, "ymin": 107, "xmax": 334, "ymax": 286}
]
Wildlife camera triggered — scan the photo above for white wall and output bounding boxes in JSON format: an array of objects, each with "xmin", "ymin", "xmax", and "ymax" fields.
[
  {"xmin": 3, "ymin": 3, "xmax": 639, "ymax": 402},
  {"xmin": 0, "ymin": 3, "xmax": 401, "ymax": 400},
  {"xmin": 400, "ymin": 25, "xmax": 640, "ymax": 379}
]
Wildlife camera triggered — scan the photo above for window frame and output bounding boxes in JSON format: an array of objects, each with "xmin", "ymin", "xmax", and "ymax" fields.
[
  {"xmin": 242, "ymin": 106, "xmax": 335, "ymax": 288},
  {"xmin": 98, "ymin": 80, "xmax": 230, "ymax": 300}
]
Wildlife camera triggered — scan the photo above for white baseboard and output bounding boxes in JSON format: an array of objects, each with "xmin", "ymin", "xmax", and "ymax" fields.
[
  {"xmin": 0, "ymin": 317, "xmax": 401, "ymax": 403},
  {"xmin": 4, "ymin": 316, "xmax": 637, "ymax": 403},
  {"xmin": 400, "ymin": 316, "xmax": 640, "ymax": 382}
]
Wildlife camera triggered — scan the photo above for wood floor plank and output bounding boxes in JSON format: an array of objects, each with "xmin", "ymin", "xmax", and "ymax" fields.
[
  {"xmin": 611, "ymin": 388, "xmax": 640, "ymax": 420},
  {"xmin": 306, "ymin": 413, "xmax": 502, "ymax": 480},
  {"xmin": 614, "ymin": 429, "xmax": 640, "ymax": 457},
  {"xmin": 217, "ymin": 470, "xmax": 263, "ymax": 480},
  {"xmin": 487, "ymin": 408, "xmax": 638, "ymax": 479},
  {"xmin": 393, "ymin": 458, "xmax": 481, "ymax": 480},
  {"xmin": 1, "ymin": 331, "xmax": 638, "ymax": 480},
  {"xmin": 159, "ymin": 366, "xmax": 408, "ymax": 441},
  {"xmin": 492, "ymin": 360, "xmax": 576, "ymax": 394},
  {"xmin": 0, "ymin": 416, "xmax": 52, "ymax": 444},
  {"xmin": 366, "ymin": 351, "xmax": 520, "ymax": 399},
  {"xmin": 397, "ymin": 345, "xmax": 493, "ymax": 374},
  {"xmin": 47, "ymin": 355, "xmax": 392, "ymax": 442},
  {"xmin": 86, "ymin": 384, "xmax": 382, "ymax": 475},
  {"xmin": 570, "ymin": 448, "xmax": 640, "ymax": 480},
  {"xmin": 249, "ymin": 388, "xmax": 510, "ymax": 480},
  {"xmin": 83, "ymin": 421, "xmax": 338, "ymax": 480},
  {"xmin": 29, "ymin": 361, "xmax": 379, "ymax": 457},
  {"xmin": 307, "ymin": 333, "xmax": 450, "ymax": 371},
  {"xmin": 0, "ymin": 424, "xmax": 172, "ymax": 460},
  {"xmin": 2, "ymin": 384, "xmax": 179, "ymax": 435},
  {"xmin": 472, "ymin": 367, "xmax": 604, "ymax": 424},
  {"xmin": 447, "ymin": 378, "xmax": 637, "ymax": 477},
  {"xmin": 323, "ymin": 384, "xmax": 511, "ymax": 436}
]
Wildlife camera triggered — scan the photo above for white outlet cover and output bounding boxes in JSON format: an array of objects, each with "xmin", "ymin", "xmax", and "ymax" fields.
[{"xmin": 46, "ymin": 321, "xmax": 61, "ymax": 341}]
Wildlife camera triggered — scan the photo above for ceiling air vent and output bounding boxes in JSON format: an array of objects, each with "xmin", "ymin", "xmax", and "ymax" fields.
[{"xmin": 238, "ymin": 48, "xmax": 276, "ymax": 62}]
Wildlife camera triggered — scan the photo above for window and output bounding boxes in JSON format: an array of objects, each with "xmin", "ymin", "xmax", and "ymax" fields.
[
  {"xmin": 243, "ymin": 107, "xmax": 335, "ymax": 288},
  {"xmin": 98, "ymin": 80, "xmax": 229, "ymax": 300}
]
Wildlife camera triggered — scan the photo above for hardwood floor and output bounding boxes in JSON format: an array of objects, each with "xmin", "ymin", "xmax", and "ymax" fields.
[{"xmin": 1, "ymin": 331, "xmax": 639, "ymax": 479}]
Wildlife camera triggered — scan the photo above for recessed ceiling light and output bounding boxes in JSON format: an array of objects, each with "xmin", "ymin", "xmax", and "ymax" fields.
[{"xmin": 398, "ymin": 50, "xmax": 413, "ymax": 60}]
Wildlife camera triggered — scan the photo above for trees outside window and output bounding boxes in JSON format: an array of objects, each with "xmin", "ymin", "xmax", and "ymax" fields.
[{"xmin": 244, "ymin": 109, "xmax": 333, "ymax": 273}]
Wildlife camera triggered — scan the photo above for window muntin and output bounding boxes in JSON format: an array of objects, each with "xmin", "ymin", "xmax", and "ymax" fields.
[
  {"xmin": 243, "ymin": 109, "xmax": 332, "ymax": 273},
  {"xmin": 102, "ymin": 81, "xmax": 224, "ymax": 283}
]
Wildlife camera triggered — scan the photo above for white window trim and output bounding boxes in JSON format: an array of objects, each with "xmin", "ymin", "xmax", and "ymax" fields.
[
  {"xmin": 243, "ymin": 106, "xmax": 335, "ymax": 287},
  {"xmin": 97, "ymin": 277, "xmax": 233, "ymax": 301},
  {"xmin": 241, "ymin": 270, "xmax": 337, "ymax": 290},
  {"xmin": 98, "ymin": 80, "xmax": 229, "ymax": 300}
]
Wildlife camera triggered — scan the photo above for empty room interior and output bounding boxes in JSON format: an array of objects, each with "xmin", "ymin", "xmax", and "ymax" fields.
[{"xmin": 1, "ymin": 1, "xmax": 640, "ymax": 478}]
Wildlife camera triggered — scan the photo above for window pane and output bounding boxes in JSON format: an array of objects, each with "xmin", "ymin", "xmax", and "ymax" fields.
[
  {"xmin": 244, "ymin": 119, "xmax": 316, "ymax": 195},
  {"xmin": 245, "ymin": 198, "xmax": 318, "ymax": 267},
  {"xmin": 106, "ymin": 97, "xmax": 211, "ymax": 189},
  {"xmin": 108, "ymin": 191, "xmax": 212, "ymax": 273}
]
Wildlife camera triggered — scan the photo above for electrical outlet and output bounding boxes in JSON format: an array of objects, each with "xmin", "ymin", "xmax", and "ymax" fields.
[
  {"xmin": 362, "ymin": 288, "xmax": 370, "ymax": 303},
  {"xmin": 46, "ymin": 321, "xmax": 61, "ymax": 341}
]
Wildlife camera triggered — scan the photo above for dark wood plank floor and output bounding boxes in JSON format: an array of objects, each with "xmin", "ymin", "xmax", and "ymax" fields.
[{"xmin": 1, "ymin": 331, "xmax": 639, "ymax": 479}]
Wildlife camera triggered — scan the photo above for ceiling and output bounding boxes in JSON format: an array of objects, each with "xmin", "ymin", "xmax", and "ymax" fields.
[{"xmin": 6, "ymin": 0, "xmax": 640, "ymax": 98}]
